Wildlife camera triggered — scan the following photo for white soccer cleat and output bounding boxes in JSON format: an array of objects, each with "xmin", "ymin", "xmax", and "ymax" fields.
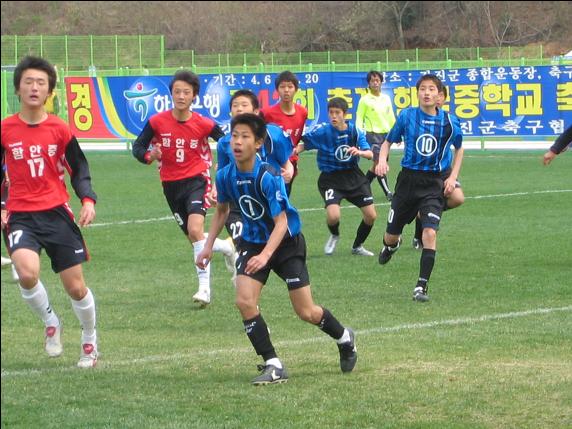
[
  {"xmin": 192, "ymin": 290, "xmax": 211, "ymax": 307},
  {"xmin": 45, "ymin": 325, "xmax": 63, "ymax": 358},
  {"xmin": 77, "ymin": 343, "xmax": 98, "ymax": 368},
  {"xmin": 324, "ymin": 234, "xmax": 340, "ymax": 255},
  {"xmin": 351, "ymin": 245, "xmax": 374, "ymax": 256},
  {"xmin": 1, "ymin": 256, "xmax": 12, "ymax": 266}
]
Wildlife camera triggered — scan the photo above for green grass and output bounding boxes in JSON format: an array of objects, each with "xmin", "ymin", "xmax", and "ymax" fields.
[{"xmin": 2, "ymin": 150, "xmax": 571, "ymax": 428}]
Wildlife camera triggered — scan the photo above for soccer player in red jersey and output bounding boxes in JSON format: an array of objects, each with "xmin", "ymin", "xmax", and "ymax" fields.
[
  {"xmin": 260, "ymin": 71, "xmax": 308, "ymax": 195},
  {"xmin": 1, "ymin": 56, "xmax": 99, "ymax": 368},
  {"xmin": 132, "ymin": 70, "xmax": 237, "ymax": 307}
]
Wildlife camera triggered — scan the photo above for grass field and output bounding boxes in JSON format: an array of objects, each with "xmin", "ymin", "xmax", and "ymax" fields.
[{"xmin": 1, "ymin": 150, "xmax": 571, "ymax": 429}]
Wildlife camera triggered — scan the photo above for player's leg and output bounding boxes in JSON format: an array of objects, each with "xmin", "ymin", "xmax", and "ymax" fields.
[
  {"xmin": 446, "ymin": 186, "xmax": 465, "ymax": 210},
  {"xmin": 324, "ymin": 202, "xmax": 341, "ymax": 255},
  {"xmin": 351, "ymin": 203, "xmax": 376, "ymax": 256},
  {"xmin": 60, "ymin": 265, "xmax": 97, "ymax": 367},
  {"xmin": 235, "ymin": 247, "xmax": 285, "ymax": 385},
  {"xmin": 12, "ymin": 247, "xmax": 63, "ymax": 358},
  {"xmin": 187, "ymin": 212, "xmax": 212, "ymax": 306}
]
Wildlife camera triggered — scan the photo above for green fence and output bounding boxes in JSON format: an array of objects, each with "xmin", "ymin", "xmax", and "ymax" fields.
[{"xmin": 2, "ymin": 35, "xmax": 571, "ymax": 120}]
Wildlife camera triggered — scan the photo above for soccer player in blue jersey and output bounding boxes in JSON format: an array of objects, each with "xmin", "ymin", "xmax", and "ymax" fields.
[
  {"xmin": 197, "ymin": 113, "xmax": 357, "ymax": 385},
  {"xmin": 412, "ymin": 85, "xmax": 465, "ymax": 250},
  {"xmin": 296, "ymin": 97, "xmax": 377, "ymax": 256},
  {"xmin": 216, "ymin": 90, "xmax": 293, "ymax": 243},
  {"xmin": 376, "ymin": 74, "xmax": 464, "ymax": 302}
]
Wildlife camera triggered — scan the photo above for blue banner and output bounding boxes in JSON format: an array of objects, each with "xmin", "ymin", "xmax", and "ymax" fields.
[{"xmin": 84, "ymin": 65, "xmax": 571, "ymax": 139}]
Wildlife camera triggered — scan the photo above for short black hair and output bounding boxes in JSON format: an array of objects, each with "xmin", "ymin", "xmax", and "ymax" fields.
[
  {"xmin": 14, "ymin": 56, "xmax": 57, "ymax": 93},
  {"xmin": 416, "ymin": 74, "xmax": 443, "ymax": 92},
  {"xmin": 327, "ymin": 97, "xmax": 349, "ymax": 113},
  {"xmin": 275, "ymin": 71, "xmax": 299, "ymax": 91},
  {"xmin": 367, "ymin": 70, "xmax": 384, "ymax": 84},
  {"xmin": 230, "ymin": 89, "xmax": 259, "ymax": 110},
  {"xmin": 441, "ymin": 86, "xmax": 448, "ymax": 100},
  {"xmin": 169, "ymin": 70, "xmax": 200, "ymax": 95},
  {"xmin": 231, "ymin": 113, "xmax": 267, "ymax": 141}
]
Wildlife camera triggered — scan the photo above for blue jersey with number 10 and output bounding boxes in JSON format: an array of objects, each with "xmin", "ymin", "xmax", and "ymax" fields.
[
  {"xmin": 216, "ymin": 158, "xmax": 301, "ymax": 244},
  {"xmin": 386, "ymin": 107, "xmax": 463, "ymax": 172}
]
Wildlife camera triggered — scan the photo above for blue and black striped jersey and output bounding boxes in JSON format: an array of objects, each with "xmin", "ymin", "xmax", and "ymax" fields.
[
  {"xmin": 301, "ymin": 121, "xmax": 370, "ymax": 173},
  {"xmin": 217, "ymin": 124, "xmax": 292, "ymax": 172},
  {"xmin": 216, "ymin": 158, "xmax": 301, "ymax": 244},
  {"xmin": 386, "ymin": 107, "xmax": 463, "ymax": 172}
]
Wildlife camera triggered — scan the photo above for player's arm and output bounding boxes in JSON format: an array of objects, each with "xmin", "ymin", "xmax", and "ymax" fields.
[
  {"xmin": 209, "ymin": 125, "xmax": 225, "ymax": 142},
  {"xmin": 347, "ymin": 127, "xmax": 372, "ymax": 159},
  {"xmin": 544, "ymin": 125, "xmax": 572, "ymax": 165},
  {"xmin": 65, "ymin": 137, "xmax": 97, "ymax": 226},
  {"xmin": 444, "ymin": 146, "xmax": 464, "ymax": 196},
  {"xmin": 245, "ymin": 211, "xmax": 288, "ymax": 275},
  {"xmin": 132, "ymin": 122, "xmax": 158, "ymax": 164}
]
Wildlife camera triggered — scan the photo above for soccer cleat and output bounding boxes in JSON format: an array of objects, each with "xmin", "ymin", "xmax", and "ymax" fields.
[
  {"xmin": 413, "ymin": 286, "xmax": 430, "ymax": 302},
  {"xmin": 252, "ymin": 364, "xmax": 288, "ymax": 385},
  {"xmin": 192, "ymin": 290, "xmax": 211, "ymax": 307},
  {"xmin": 324, "ymin": 234, "xmax": 340, "ymax": 255},
  {"xmin": 351, "ymin": 245, "xmax": 374, "ymax": 256},
  {"xmin": 412, "ymin": 238, "xmax": 423, "ymax": 250},
  {"xmin": 337, "ymin": 328, "xmax": 357, "ymax": 373},
  {"xmin": 45, "ymin": 325, "xmax": 63, "ymax": 358},
  {"xmin": 386, "ymin": 191, "xmax": 393, "ymax": 202},
  {"xmin": 378, "ymin": 238, "xmax": 401, "ymax": 265},
  {"xmin": 224, "ymin": 237, "xmax": 238, "ymax": 275},
  {"xmin": 1, "ymin": 256, "xmax": 11, "ymax": 266},
  {"xmin": 77, "ymin": 343, "xmax": 98, "ymax": 368}
]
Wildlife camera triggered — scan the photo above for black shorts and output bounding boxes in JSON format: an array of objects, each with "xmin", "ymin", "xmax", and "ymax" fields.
[
  {"xmin": 236, "ymin": 233, "xmax": 310, "ymax": 290},
  {"xmin": 6, "ymin": 205, "xmax": 89, "ymax": 273},
  {"xmin": 318, "ymin": 167, "xmax": 374, "ymax": 208},
  {"xmin": 225, "ymin": 203, "xmax": 243, "ymax": 247},
  {"xmin": 386, "ymin": 168, "xmax": 445, "ymax": 235},
  {"xmin": 162, "ymin": 176, "xmax": 208, "ymax": 234},
  {"xmin": 366, "ymin": 132, "xmax": 387, "ymax": 164}
]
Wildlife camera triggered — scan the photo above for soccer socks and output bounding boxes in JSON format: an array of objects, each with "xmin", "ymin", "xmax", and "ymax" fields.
[
  {"xmin": 327, "ymin": 222, "xmax": 340, "ymax": 237},
  {"xmin": 377, "ymin": 175, "xmax": 391, "ymax": 197},
  {"xmin": 20, "ymin": 280, "xmax": 59, "ymax": 327},
  {"xmin": 243, "ymin": 314, "xmax": 277, "ymax": 361},
  {"xmin": 207, "ymin": 233, "xmax": 234, "ymax": 256},
  {"xmin": 192, "ymin": 239, "xmax": 211, "ymax": 294},
  {"xmin": 418, "ymin": 248, "xmax": 436, "ymax": 291},
  {"xmin": 71, "ymin": 288, "xmax": 97, "ymax": 342},
  {"xmin": 352, "ymin": 220, "xmax": 373, "ymax": 249},
  {"xmin": 316, "ymin": 307, "xmax": 345, "ymax": 340}
]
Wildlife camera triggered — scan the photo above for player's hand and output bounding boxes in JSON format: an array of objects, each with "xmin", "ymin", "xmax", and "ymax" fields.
[
  {"xmin": 375, "ymin": 159, "xmax": 389, "ymax": 176},
  {"xmin": 195, "ymin": 249, "xmax": 212, "ymax": 269},
  {"xmin": 208, "ymin": 187, "xmax": 218, "ymax": 205},
  {"xmin": 346, "ymin": 147, "xmax": 361, "ymax": 157},
  {"xmin": 542, "ymin": 150, "xmax": 556, "ymax": 166},
  {"xmin": 443, "ymin": 177, "xmax": 456, "ymax": 197},
  {"xmin": 78, "ymin": 201, "xmax": 96, "ymax": 227},
  {"xmin": 245, "ymin": 253, "xmax": 269, "ymax": 275},
  {"xmin": 149, "ymin": 143, "xmax": 162, "ymax": 162},
  {"xmin": 1, "ymin": 209, "xmax": 7, "ymax": 229},
  {"xmin": 281, "ymin": 161, "xmax": 294, "ymax": 183}
]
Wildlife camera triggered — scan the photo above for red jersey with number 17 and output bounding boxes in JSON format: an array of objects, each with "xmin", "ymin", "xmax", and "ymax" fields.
[
  {"xmin": 149, "ymin": 111, "xmax": 214, "ymax": 182},
  {"xmin": 1, "ymin": 114, "xmax": 75, "ymax": 212}
]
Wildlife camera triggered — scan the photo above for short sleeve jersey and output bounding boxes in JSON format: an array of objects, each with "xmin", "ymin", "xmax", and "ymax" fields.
[
  {"xmin": 216, "ymin": 158, "xmax": 301, "ymax": 244},
  {"xmin": 386, "ymin": 107, "xmax": 463, "ymax": 172},
  {"xmin": 301, "ymin": 121, "xmax": 370, "ymax": 173},
  {"xmin": 1, "ymin": 114, "xmax": 74, "ymax": 211},
  {"xmin": 148, "ymin": 110, "xmax": 215, "ymax": 182}
]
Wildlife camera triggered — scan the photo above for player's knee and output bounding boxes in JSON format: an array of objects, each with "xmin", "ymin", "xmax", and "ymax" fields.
[
  {"xmin": 295, "ymin": 306, "xmax": 320, "ymax": 324},
  {"xmin": 235, "ymin": 295, "xmax": 257, "ymax": 315},
  {"xmin": 422, "ymin": 228, "xmax": 437, "ymax": 246},
  {"xmin": 448, "ymin": 191, "xmax": 465, "ymax": 208},
  {"xmin": 16, "ymin": 270, "xmax": 39, "ymax": 288}
]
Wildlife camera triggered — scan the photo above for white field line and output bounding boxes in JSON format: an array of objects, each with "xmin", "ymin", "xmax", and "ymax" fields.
[
  {"xmin": 2, "ymin": 305, "xmax": 571, "ymax": 378},
  {"xmin": 88, "ymin": 189, "xmax": 572, "ymax": 228}
]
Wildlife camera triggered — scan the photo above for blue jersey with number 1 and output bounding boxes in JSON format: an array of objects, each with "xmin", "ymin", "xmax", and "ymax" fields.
[{"xmin": 216, "ymin": 158, "xmax": 301, "ymax": 244}]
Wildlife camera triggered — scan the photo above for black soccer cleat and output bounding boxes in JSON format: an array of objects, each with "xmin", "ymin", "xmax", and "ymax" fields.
[
  {"xmin": 337, "ymin": 328, "xmax": 357, "ymax": 373},
  {"xmin": 378, "ymin": 238, "xmax": 401, "ymax": 265},
  {"xmin": 251, "ymin": 364, "xmax": 288, "ymax": 386}
]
